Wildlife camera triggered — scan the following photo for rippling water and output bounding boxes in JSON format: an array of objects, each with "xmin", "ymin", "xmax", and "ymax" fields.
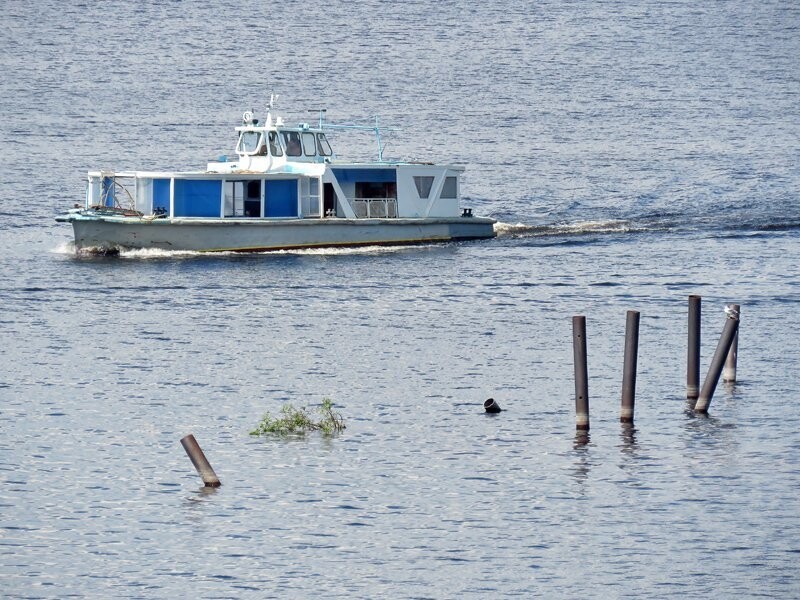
[{"xmin": 2, "ymin": 0, "xmax": 799, "ymax": 597}]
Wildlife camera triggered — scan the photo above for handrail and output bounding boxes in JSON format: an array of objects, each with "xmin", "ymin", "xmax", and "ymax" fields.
[{"xmin": 351, "ymin": 198, "xmax": 398, "ymax": 219}]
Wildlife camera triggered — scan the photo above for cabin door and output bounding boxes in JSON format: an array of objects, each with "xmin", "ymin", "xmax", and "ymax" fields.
[
  {"xmin": 224, "ymin": 180, "xmax": 262, "ymax": 217},
  {"xmin": 245, "ymin": 180, "xmax": 261, "ymax": 217},
  {"xmin": 323, "ymin": 183, "xmax": 335, "ymax": 216}
]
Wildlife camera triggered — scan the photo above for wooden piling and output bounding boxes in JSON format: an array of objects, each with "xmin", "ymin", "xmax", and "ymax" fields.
[
  {"xmin": 572, "ymin": 315, "xmax": 589, "ymax": 431},
  {"xmin": 722, "ymin": 304, "xmax": 740, "ymax": 382},
  {"xmin": 620, "ymin": 310, "xmax": 640, "ymax": 424},
  {"xmin": 180, "ymin": 434, "xmax": 221, "ymax": 487},
  {"xmin": 687, "ymin": 295, "xmax": 701, "ymax": 400},
  {"xmin": 694, "ymin": 314, "xmax": 740, "ymax": 414}
]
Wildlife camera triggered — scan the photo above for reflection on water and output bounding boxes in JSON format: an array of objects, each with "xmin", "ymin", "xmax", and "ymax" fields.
[
  {"xmin": 571, "ymin": 432, "xmax": 592, "ymax": 486},
  {"xmin": 619, "ymin": 425, "xmax": 638, "ymax": 456}
]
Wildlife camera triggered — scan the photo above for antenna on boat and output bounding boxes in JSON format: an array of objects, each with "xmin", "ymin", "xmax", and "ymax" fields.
[
  {"xmin": 309, "ymin": 109, "xmax": 327, "ymax": 129},
  {"xmin": 320, "ymin": 115, "xmax": 399, "ymax": 162},
  {"xmin": 265, "ymin": 94, "xmax": 279, "ymax": 127},
  {"xmin": 373, "ymin": 115, "xmax": 386, "ymax": 162}
]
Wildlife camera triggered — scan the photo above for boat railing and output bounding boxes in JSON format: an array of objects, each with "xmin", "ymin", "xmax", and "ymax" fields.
[{"xmin": 352, "ymin": 198, "xmax": 398, "ymax": 219}]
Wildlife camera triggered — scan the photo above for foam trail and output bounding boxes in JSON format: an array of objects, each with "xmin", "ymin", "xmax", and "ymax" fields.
[
  {"xmin": 119, "ymin": 247, "xmax": 206, "ymax": 259},
  {"xmin": 86, "ymin": 243, "xmax": 439, "ymax": 259},
  {"xmin": 50, "ymin": 241, "xmax": 76, "ymax": 255},
  {"xmin": 494, "ymin": 219, "xmax": 634, "ymax": 238}
]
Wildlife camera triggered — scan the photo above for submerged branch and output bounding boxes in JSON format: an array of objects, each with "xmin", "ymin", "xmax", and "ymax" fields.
[{"xmin": 250, "ymin": 399, "xmax": 345, "ymax": 436}]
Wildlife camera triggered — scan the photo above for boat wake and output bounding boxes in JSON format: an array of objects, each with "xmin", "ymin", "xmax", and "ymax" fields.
[
  {"xmin": 50, "ymin": 243, "xmax": 206, "ymax": 259},
  {"xmin": 51, "ymin": 243, "xmax": 438, "ymax": 259},
  {"xmin": 268, "ymin": 244, "xmax": 439, "ymax": 256},
  {"xmin": 117, "ymin": 247, "xmax": 209, "ymax": 259},
  {"xmin": 50, "ymin": 241, "xmax": 76, "ymax": 255},
  {"xmin": 494, "ymin": 219, "xmax": 638, "ymax": 239}
]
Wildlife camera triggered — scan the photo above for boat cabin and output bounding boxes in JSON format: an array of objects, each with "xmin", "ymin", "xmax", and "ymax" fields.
[{"xmin": 84, "ymin": 107, "xmax": 465, "ymax": 223}]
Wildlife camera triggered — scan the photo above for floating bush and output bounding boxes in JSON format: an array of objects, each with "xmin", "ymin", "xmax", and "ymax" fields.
[{"xmin": 250, "ymin": 399, "xmax": 345, "ymax": 436}]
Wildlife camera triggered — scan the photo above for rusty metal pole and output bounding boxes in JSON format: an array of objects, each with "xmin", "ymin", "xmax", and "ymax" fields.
[
  {"xmin": 723, "ymin": 304, "xmax": 740, "ymax": 382},
  {"xmin": 180, "ymin": 434, "xmax": 221, "ymax": 487},
  {"xmin": 620, "ymin": 310, "xmax": 640, "ymax": 424},
  {"xmin": 573, "ymin": 316, "xmax": 589, "ymax": 431},
  {"xmin": 687, "ymin": 295, "xmax": 701, "ymax": 400},
  {"xmin": 694, "ymin": 313, "xmax": 740, "ymax": 414}
]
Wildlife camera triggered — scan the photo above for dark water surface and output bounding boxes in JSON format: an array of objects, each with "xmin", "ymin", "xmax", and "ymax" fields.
[{"xmin": 1, "ymin": 1, "xmax": 799, "ymax": 597}]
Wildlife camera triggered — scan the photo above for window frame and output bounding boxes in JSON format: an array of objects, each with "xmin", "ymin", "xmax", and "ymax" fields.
[
  {"xmin": 268, "ymin": 131, "xmax": 283, "ymax": 157},
  {"xmin": 441, "ymin": 176, "xmax": 458, "ymax": 199},
  {"xmin": 316, "ymin": 133, "xmax": 332, "ymax": 156},
  {"xmin": 237, "ymin": 130, "xmax": 262, "ymax": 155},
  {"xmin": 302, "ymin": 132, "xmax": 317, "ymax": 156},
  {"xmin": 282, "ymin": 131, "xmax": 303, "ymax": 157},
  {"xmin": 413, "ymin": 175, "xmax": 435, "ymax": 199}
]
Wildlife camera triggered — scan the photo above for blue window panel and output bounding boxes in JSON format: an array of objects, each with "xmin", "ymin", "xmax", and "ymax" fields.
[
  {"xmin": 265, "ymin": 179, "xmax": 298, "ymax": 217},
  {"xmin": 331, "ymin": 168, "xmax": 396, "ymax": 183},
  {"xmin": 102, "ymin": 177, "xmax": 115, "ymax": 207},
  {"xmin": 153, "ymin": 179, "xmax": 170, "ymax": 213},
  {"xmin": 173, "ymin": 179, "xmax": 221, "ymax": 217}
]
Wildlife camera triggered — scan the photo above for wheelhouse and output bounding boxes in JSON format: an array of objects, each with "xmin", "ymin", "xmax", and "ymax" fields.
[{"xmin": 233, "ymin": 109, "xmax": 334, "ymax": 162}]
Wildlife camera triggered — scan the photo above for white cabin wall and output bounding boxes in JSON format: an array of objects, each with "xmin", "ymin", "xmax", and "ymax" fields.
[
  {"xmin": 397, "ymin": 165, "xmax": 457, "ymax": 218},
  {"xmin": 337, "ymin": 181, "xmax": 358, "ymax": 217},
  {"xmin": 88, "ymin": 177, "xmax": 102, "ymax": 207},
  {"xmin": 428, "ymin": 196, "xmax": 459, "ymax": 217},
  {"xmin": 426, "ymin": 168, "xmax": 460, "ymax": 217},
  {"xmin": 396, "ymin": 177, "xmax": 426, "ymax": 217},
  {"xmin": 422, "ymin": 172, "xmax": 446, "ymax": 217}
]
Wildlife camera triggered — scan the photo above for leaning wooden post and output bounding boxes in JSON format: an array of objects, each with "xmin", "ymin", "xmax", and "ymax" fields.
[
  {"xmin": 722, "ymin": 304, "xmax": 740, "ymax": 382},
  {"xmin": 180, "ymin": 434, "xmax": 221, "ymax": 487},
  {"xmin": 620, "ymin": 310, "xmax": 640, "ymax": 424},
  {"xmin": 687, "ymin": 295, "xmax": 701, "ymax": 400},
  {"xmin": 694, "ymin": 312, "xmax": 740, "ymax": 414},
  {"xmin": 572, "ymin": 316, "xmax": 590, "ymax": 431}
]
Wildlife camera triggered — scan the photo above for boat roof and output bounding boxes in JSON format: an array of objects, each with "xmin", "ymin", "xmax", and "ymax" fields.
[{"xmin": 88, "ymin": 161, "xmax": 464, "ymax": 180}]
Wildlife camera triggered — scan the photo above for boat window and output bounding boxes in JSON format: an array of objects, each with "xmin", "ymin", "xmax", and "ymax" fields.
[
  {"xmin": 245, "ymin": 180, "xmax": 261, "ymax": 217},
  {"xmin": 356, "ymin": 182, "xmax": 396, "ymax": 199},
  {"xmin": 237, "ymin": 131, "xmax": 261, "ymax": 154},
  {"xmin": 282, "ymin": 131, "xmax": 302, "ymax": 157},
  {"xmin": 268, "ymin": 131, "xmax": 283, "ymax": 157},
  {"xmin": 224, "ymin": 181, "xmax": 245, "ymax": 217},
  {"xmin": 413, "ymin": 176, "xmax": 435, "ymax": 199},
  {"xmin": 441, "ymin": 176, "xmax": 457, "ymax": 199},
  {"xmin": 317, "ymin": 133, "xmax": 332, "ymax": 156},
  {"xmin": 302, "ymin": 132, "xmax": 316, "ymax": 156}
]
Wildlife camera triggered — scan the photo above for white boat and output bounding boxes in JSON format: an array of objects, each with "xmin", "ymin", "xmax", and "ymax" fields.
[{"xmin": 57, "ymin": 98, "xmax": 496, "ymax": 253}]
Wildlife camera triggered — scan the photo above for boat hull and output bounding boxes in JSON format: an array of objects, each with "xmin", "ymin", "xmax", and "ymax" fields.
[{"xmin": 59, "ymin": 214, "xmax": 496, "ymax": 252}]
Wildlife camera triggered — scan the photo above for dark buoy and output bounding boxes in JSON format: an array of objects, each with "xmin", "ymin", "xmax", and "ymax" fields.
[{"xmin": 484, "ymin": 398, "xmax": 502, "ymax": 413}]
